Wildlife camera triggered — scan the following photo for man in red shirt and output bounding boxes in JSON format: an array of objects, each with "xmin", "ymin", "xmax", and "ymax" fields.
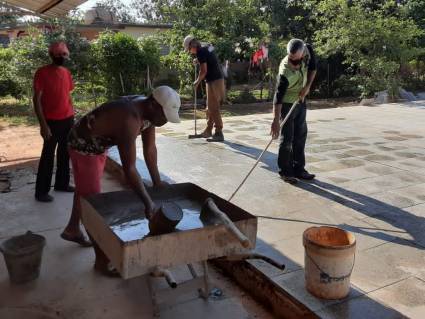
[{"xmin": 33, "ymin": 42, "xmax": 75, "ymax": 202}]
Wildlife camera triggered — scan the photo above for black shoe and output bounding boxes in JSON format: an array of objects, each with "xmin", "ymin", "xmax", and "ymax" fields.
[
  {"xmin": 280, "ymin": 175, "xmax": 298, "ymax": 184},
  {"xmin": 54, "ymin": 185, "xmax": 75, "ymax": 192},
  {"xmin": 35, "ymin": 194, "xmax": 54, "ymax": 202},
  {"xmin": 207, "ymin": 131, "xmax": 224, "ymax": 142},
  {"xmin": 295, "ymin": 170, "xmax": 316, "ymax": 180}
]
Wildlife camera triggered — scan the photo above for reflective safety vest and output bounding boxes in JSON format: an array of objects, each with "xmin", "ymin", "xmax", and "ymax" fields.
[{"xmin": 278, "ymin": 56, "xmax": 308, "ymax": 103}]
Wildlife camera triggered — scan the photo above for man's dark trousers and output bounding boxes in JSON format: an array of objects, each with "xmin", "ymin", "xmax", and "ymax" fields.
[
  {"xmin": 278, "ymin": 101, "xmax": 307, "ymax": 177},
  {"xmin": 35, "ymin": 116, "xmax": 74, "ymax": 197}
]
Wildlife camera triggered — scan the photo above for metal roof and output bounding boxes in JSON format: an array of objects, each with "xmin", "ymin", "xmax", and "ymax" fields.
[
  {"xmin": 0, "ymin": 22, "xmax": 173, "ymax": 31},
  {"xmin": 3, "ymin": 0, "xmax": 87, "ymax": 17}
]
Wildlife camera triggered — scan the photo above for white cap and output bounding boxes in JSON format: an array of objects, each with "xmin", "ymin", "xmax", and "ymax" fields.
[
  {"xmin": 183, "ymin": 35, "xmax": 195, "ymax": 51},
  {"xmin": 152, "ymin": 86, "xmax": 181, "ymax": 123}
]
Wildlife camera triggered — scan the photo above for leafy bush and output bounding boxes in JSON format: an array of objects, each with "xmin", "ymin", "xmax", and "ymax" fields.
[
  {"xmin": 0, "ymin": 48, "xmax": 22, "ymax": 97},
  {"xmin": 92, "ymin": 32, "xmax": 145, "ymax": 98},
  {"xmin": 314, "ymin": 0, "xmax": 424, "ymax": 98},
  {"xmin": 8, "ymin": 22, "xmax": 93, "ymax": 98},
  {"xmin": 92, "ymin": 32, "xmax": 162, "ymax": 98}
]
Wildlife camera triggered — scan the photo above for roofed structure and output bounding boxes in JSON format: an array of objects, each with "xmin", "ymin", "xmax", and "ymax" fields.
[{"xmin": 3, "ymin": 0, "xmax": 87, "ymax": 17}]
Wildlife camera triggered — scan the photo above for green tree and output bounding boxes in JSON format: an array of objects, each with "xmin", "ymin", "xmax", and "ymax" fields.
[
  {"xmin": 93, "ymin": 31, "xmax": 159, "ymax": 98},
  {"xmin": 0, "ymin": 47, "xmax": 20, "ymax": 96},
  {"xmin": 95, "ymin": 0, "xmax": 136, "ymax": 23},
  {"xmin": 131, "ymin": 0, "xmax": 177, "ymax": 23},
  {"xmin": 8, "ymin": 20, "xmax": 93, "ymax": 99},
  {"xmin": 314, "ymin": 0, "xmax": 424, "ymax": 98}
]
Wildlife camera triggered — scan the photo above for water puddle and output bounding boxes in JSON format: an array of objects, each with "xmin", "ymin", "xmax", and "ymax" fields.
[{"xmin": 108, "ymin": 200, "xmax": 209, "ymax": 242}]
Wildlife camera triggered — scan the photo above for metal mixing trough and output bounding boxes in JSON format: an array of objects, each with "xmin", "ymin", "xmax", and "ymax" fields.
[{"xmin": 80, "ymin": 183, "xmax": 258, "ymax": 316}]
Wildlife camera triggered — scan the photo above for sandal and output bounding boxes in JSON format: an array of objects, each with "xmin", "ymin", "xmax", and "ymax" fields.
[{"xmin": 60, "ymin": 232, "xmax": 92, "ymax": 247}]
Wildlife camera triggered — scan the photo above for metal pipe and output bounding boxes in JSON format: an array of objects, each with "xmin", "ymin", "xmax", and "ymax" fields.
[
  {"xmin": 151, "ymin": 267, "xmax": 177, "ymax": 289},
  {"xmin": 187, "ymin": 263, "xmax": 198, "ymax": 278}
]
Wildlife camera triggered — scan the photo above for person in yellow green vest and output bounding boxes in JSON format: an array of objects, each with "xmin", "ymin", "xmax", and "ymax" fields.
[{"xmin": 270, "ymin": 39, "xmax": 317, "ymax": 184}]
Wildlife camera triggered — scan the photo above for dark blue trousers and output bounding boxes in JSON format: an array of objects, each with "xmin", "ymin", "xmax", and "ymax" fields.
[
  {"xmin": 278, "ymin": 101, "xmax": 308, "ymax": 177},
  {"xmin": 35, "ymin": 116, "xmax": 74, "ymax": 197}
]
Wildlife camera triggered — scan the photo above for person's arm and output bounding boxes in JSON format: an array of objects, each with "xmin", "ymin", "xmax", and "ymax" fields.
[
  {"xmin": 194, "ymin": 63, "xmax": 207, "ymax": 88},
  {"xmin": 117, "ymin": 133, "xmax": 156, "ymax": 218},
  {"xmin": 68, "ymin": 69, "xmax": 75, "ymax": 112},
  {"xmin": 33, "ymin": 90, "xmax": 51, "ymax": 140},
  {"xmin": 299, "ymin": 44, "xmax": 317, "ymax": 101},
  {"xmin": 270, "ymin": 74, "xmax": 289, "ymax": 139},
  {"xmin": 141, "ymin": 126, "xmax": 162, "ymax": 187}
]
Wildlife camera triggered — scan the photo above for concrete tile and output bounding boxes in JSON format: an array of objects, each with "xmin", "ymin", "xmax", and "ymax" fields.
[
  {"xmin": 363, "ymin": 154, "xmax": 398, "ymax": 162},
  {"xmin": 0, "ymin": 184, "xmax": 73, "ymax": 239},
  {"xmin": 160, "ymin": 297, "xmax": 253, "ymax": 319},
  {"xmin": 306, "ymin": 144, "xmax": 352, "ymax": 154},
  {"xmin": 389, "ymin": 184, "xmax": 425, "ymax": 204},
  {"xmin": 343, "ymin": 149, "xmax": 375, "ymax": 157},
  {"xmin": 347, "ymin": 141, "xmax": 370, "ymax": 147},
  {"xmin": 351, "ymin": 241, "xmax": 425, "ymax": 293},
  {"xmin": 257, "ymin": 203, "xmax": 389, "ymax": 254},
  {"xmin": 267, "ymin": 236, "xmax": 305, "ymax": 267},
  {"xmin": 367, "ymin": 192, "xmax": 420, "ymax": 209},
  {"xmin": 338, "ymin": 172, "xmax": 425, "ymax": 195},
  {"xmin": 360, "ymin": 215, "xmax": 416, "ymax": 242},
  {"xmin": 367, "ymin": 277, "xmax": 425, "ymax": 319},
  {"xmin": 315, "ymin": 294, "xmax": 406, "ymax": 319},
  {"xmin": 0, "ymin": 228, "xmax": 153, "ymax": 317},
  {"xmin": 359, "ymin": 204, "xmax": 425, "ymax": 247},
  {"xmin": 252, "ymin": 237, "xmax": 303, "ymax": 276},
  {"xmin": 316, "ymin": 164, "xmax": 397, "ymax": 183},
  {"xmin": 272, "ymin": 270, "xmax": 364, "ymax": 312},
  {"xmin": 309, "ymin": 159, "xmax": 366, "ymax": 173},
  {"xmin": 404, "ymin": 203, "xmax": 425, "ymax": 218}
]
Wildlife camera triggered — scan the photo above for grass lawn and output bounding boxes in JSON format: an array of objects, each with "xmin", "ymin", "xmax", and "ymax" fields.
[
  {"xmin": 0, "ymin": 92, "xmax": 357, "ymax": 126},
  {"xmin": 0, "ymin": 93, "xmax": 274, "ymax": 126}
]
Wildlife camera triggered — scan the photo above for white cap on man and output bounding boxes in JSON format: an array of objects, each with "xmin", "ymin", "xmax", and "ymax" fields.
[
  {"xmin": 183, "ymin": 35, "xmax": 195, "ymax": 51},
  {"xmin": 152, "ymin": 86, "xmax": 181, "ymax": 123}
]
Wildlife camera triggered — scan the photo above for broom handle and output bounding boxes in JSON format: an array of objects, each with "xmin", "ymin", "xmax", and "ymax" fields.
[
  {"xmin": 205, "ymin": 198, "xmax": 251, "ymax": 248},
  {"xmin": 228, "ymin": 100, "xmax": 300, "ymax": 202},
  {"xmin": 194, "ymin": 65, "xmax": 197, "ymax": 135}
]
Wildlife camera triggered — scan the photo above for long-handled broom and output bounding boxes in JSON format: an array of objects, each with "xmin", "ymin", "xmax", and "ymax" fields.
[{"xmin": 188, "ymin": 65, "xmax": 203, "ymax": 139}]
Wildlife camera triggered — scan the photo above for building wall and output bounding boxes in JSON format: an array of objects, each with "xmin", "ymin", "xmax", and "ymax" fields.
[
  {"xmin": 78, "ymin": 29, "xmax": 101, "ymax": 41},
  {"xmin": 0, "ymin": 25, "xmax": 170, "ymax": 48},
  {"xmin": 120, "ymin": 26, "xmax": 166, "ymax": 39}
]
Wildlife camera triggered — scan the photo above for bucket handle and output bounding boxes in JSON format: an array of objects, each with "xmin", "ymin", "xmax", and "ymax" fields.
[
  {"xmin": 0, "ymin": 231, "xmax": 37, "ymax": 253},
  {"xmin": 305, "ymin": 251, "xmax": 356, "ymax": 284}
]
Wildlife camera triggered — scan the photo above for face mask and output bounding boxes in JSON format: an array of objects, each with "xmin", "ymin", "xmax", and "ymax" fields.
[
  {"xmin": 52, "ymin": 56, "xmax": 65, "ymax": 66},
  {"xmin": 289, "ymin": 58, "xmax": 303, "ymax": 66}
]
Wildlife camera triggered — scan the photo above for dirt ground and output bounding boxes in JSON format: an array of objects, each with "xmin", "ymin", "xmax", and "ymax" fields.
[{"xmin": 0, "ymin": 121, "xmax": 41, "ymax": 170}]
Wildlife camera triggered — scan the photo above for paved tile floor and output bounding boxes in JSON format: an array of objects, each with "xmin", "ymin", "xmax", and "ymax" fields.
[
  {"xmin": 2, "ymin": 102, "xmax": 424, "ymax": 318},
  {"xmin": 123, "ymin": 102, "xmax": 425, "ymax": 318},
  {"xmin": 0, "ymin": 170, "xmax": 271, "ymax": 319}
]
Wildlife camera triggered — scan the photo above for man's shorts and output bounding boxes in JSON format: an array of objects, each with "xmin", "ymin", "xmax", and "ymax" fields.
[{"xmin": 69, "ymin": 149, "xmax": 107, "ymax": 196}]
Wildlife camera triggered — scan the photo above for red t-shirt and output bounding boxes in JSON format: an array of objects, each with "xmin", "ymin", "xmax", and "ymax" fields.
[{"xmin": 33, "ymin": 65, "xmax": 75, "ymax": 120}]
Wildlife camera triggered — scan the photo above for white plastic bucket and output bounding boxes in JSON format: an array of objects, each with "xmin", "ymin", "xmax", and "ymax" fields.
[{"xmin": 303, "ymin": 226, "xmax": 356, "ymax": 299}]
